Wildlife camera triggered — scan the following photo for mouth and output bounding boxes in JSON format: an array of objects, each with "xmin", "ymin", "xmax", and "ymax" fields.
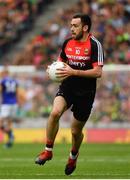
[{"xmin": 72, "ymin": 33, "xmax": 76, "ymax": 36}]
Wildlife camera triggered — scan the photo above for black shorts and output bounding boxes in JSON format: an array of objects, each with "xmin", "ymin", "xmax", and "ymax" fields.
[{"xmin": 56, "ymin": 86, "xmax": 96, "ymax": 122}]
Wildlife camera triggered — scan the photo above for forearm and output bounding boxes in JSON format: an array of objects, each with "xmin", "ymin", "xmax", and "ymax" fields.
[
  {"xmin": 72, "ymin": 67, "xmax": 102, "ymax": 78},
  {"xmin": 55, "ymin": 62, "xmax": 102, "ymax": 79}
]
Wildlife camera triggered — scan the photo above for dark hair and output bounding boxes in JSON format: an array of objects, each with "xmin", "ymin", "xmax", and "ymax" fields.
[{"xmin": 72, "ymin": 13, "xmax": 91, "ymax": 32}]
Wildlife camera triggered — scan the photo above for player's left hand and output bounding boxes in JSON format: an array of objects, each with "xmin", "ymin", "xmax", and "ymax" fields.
[
  {"xmin": 46, "ymin": 65, "xmax": 50, "ymax": 78},
  {"xmin": 56, "ymin": 63, "xmax": 75, "ymax": 78}
]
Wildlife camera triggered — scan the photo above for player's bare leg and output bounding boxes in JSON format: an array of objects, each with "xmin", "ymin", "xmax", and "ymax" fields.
[
  {"xmin": 0, "ymin": 118, "xmax": 14, "ymax": 148},
  {"xmin": 65, "ymin": 118, "xmax": 86, "ymax": 175},
  {"xmin": 2, "ymin": 118, "xmax": 14, "ymax": 148},
  {"xmin": 5, "ymin": 119, "xmax": 14, "ymax": 147},
  {"xmin": 35, "ymin": 96, "xmax": 67, "ymax": 165}
]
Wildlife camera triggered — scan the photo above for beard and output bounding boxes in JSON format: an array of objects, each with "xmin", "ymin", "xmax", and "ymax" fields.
[{"xmin": 74, "ymin": 31, "xmax": 83, "ymax": 40}]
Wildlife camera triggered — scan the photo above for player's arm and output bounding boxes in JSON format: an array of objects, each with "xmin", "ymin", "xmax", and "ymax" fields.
[
  {"xmin": 75, "ymin": 40, "xmax": 104, "ymax": 78},
  {"xmin": 56, "ymin": 64, "xmax": 102, "ymax": 78},
  {"xmin": 57, "ymin": 38, "xmax": 71, "ymax": 62},
  {"xmin": 17, "ymin": 87, "xmax": 26, "ymax": 106},
  {"xmin": 67, "ymin": 65, "xmax": 102, "ymax": 78},
  {"xmin": 18, "ymin": 88, "xmax": 26, "ymax": 105}
]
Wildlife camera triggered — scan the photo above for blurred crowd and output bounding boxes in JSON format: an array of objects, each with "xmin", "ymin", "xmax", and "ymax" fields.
[
  {"xmin": 3, "ymin": 68, "xmax": 129, "ymax": 123},
  {"xmin": 0, "ymin": 0, "xmax": 54, "ymax": 59},
  {"xmin": 92, "ymin": 70, "xmax": 130, "ymax": 123},
  {"xmin": 1, "ymin": 0, "xmax": 129, "ymax": 66}
]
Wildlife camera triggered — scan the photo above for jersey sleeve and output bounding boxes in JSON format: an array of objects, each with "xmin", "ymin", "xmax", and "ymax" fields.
[
  {"xmin": 57, "ymin": 38, "xmax": 71, "ymax": 62},
  {"xmin": 57, "ymin": 48, "xmax": 67, "ymax": 62},
  {"xmin": 90, "ymin": 38, "xmax": 104, "ymax": 67}
]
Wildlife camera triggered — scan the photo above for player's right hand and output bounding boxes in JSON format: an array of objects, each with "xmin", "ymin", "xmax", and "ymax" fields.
[{"xmin": 46, "ymin": 66, "xmax": 50, "ymax": 74}]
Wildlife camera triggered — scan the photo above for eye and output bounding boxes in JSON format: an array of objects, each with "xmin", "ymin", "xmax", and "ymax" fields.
[{"xmin": 74, "ymin": 24, "xmax": 78, "ymax": 28}]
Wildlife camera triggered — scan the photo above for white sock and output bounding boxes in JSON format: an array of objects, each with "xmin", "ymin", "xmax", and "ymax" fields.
[
  {"xmin": 70, "ymin": 152, "xmax": 78, "ymax": 160},
  {"xmin": 45, "ymin": 147, "xmax": 53, "ymax": 151}
]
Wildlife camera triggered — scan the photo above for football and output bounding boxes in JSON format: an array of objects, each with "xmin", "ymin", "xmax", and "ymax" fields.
[{"xmin": 47, "ymin": 61, "xmax": 65, "ymax": 82}]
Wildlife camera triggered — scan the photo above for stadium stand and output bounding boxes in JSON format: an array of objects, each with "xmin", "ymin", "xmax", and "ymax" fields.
[
  {"xmin": 0, "ymin": 0, "xmax": 54, "ymax": 60},
  {"xmin": 0, "ymin": 0, "xmax": 129, "ymax": 65}
]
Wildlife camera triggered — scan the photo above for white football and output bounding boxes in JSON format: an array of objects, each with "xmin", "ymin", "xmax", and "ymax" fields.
[{"xmin": 48, "ymin": 61, "xmax": 65, "ymax": 82}]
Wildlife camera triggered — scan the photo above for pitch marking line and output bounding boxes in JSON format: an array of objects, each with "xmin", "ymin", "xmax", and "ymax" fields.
[
  {"xmin": 0, "ymin": 158, "xmax": 129, "ymax": 162},
  {"xmin": 0, "ymin": 173, "xmax": 130, "ymax": 176}
]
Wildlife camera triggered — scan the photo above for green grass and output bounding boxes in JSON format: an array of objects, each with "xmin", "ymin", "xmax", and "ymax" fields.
[{"xmin": 0, "ymin": 143, "xmax": 130, "ymax": 179}]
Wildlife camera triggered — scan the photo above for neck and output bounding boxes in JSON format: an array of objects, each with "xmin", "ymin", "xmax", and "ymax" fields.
[{"xmin": 78, "ymin": 33, "xmax": 89, "ymax": 42}]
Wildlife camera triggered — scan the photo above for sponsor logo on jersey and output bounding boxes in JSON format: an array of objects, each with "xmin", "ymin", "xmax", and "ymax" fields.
[
  {"xmin": 67, "ymin": 48, "xmax": 72, "ymax": 51},
  {"xmin": 68, "ymin": 60, "xmax": 86, "ymax": 67},
  {"xmin": 75, "ymin": 47, "xmax": 81, "ymax": 49},
  {"xmin": 66, "ymin": 54, "xmax": 90, "ymax": 61},
  {"xmin": 84, "ymin": 48, "xmax": 89, "ymax": 55}
]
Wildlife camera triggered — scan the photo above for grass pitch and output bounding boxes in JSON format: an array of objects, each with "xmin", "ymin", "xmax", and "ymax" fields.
[{"xmin": 0, "ymin": 143, "xmax": 129, "ymax": 179}]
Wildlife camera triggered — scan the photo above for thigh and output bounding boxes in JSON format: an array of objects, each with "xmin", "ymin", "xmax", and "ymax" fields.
[
  {"xmin": 52, "ymin": 96, "xmax": 68, "ymax": 115},
  {"xmin": 72, "ymin": 91, "xmax": 95, "ymax": 122},
  {"xmin": 56, "ymin": 86, "xmax": 73, "ymax": 109}
]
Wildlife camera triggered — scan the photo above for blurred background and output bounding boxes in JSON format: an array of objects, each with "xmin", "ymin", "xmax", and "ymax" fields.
[
  {"xmin": 0, "ymin": 0, "xmax": 130, "ymax": 66},
  {"xmin": 0, "ymin": 0, "xmax": 130, "ymax": 144},
  {"xmin": 0, "ymin": 64, "xmax": 130, "ymax": 144}
]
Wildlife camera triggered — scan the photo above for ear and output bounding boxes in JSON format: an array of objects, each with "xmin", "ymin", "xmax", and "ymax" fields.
[{"xmin": 83, "ymin": 25, "xmax": 88, "ymax": 32}]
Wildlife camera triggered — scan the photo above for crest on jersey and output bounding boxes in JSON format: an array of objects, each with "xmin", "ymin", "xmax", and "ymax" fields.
[{"xmin": 84, "ymin": 48, "xmax": 89, "ymax": 54}]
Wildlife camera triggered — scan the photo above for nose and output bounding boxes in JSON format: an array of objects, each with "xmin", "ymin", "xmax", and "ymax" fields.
[{"xmin": 71, "ymin": 26, "xmax": 74, "ymax": 31}]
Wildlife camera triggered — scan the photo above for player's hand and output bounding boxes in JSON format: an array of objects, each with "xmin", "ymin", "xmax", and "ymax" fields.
[
  {"xmin": 46, "ymin": 65, "xmax": 50, "ymax": 76},
  {"xmin": 56, "ymin": 63, "xmax": 75, "ymax": 78}
]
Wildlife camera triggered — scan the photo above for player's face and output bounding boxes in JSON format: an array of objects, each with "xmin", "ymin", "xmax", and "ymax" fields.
[{"xmin": 70, "ymin": 18, "xmax": 84, "ymax": 40}]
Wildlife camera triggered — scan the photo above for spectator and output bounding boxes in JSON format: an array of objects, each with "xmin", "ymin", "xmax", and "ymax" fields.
[
  {"xmin": 0, "ymin": 0, "xmax": 54, "ymax": 59},
  {"xmin": 5, "ymin": 0, "xmax": 129, "ymax": 66}
]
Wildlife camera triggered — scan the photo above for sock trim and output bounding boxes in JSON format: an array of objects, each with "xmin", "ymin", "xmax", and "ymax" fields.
[
  {"xmin": 70, "ymin": 152, "xmax": 78, "ymax": 160},
  {"xmin": 45, "ymin": 147, "xmax": 53, "ymax": 151}
]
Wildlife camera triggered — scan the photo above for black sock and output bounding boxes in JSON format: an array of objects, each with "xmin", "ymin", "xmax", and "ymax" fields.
[
  {"xmin": 71, "ymin": 147, "xmax": 78, "ymax": 156},
  {"xmin": 71, "ymin": 150, "xmax": 78, "ymax": 156},
  {"xmin": 46, "ymin": 139, "xmax": 53, "ymax": 149}
]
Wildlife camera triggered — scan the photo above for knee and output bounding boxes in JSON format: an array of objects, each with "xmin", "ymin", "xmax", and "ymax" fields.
[
  {"xmin": 50, "ymin": 109, "xmax": 63, "ymax": 120},
  {"xmin": 71, "ymin": 128, "xmax": 82, "ymax": 139}
]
